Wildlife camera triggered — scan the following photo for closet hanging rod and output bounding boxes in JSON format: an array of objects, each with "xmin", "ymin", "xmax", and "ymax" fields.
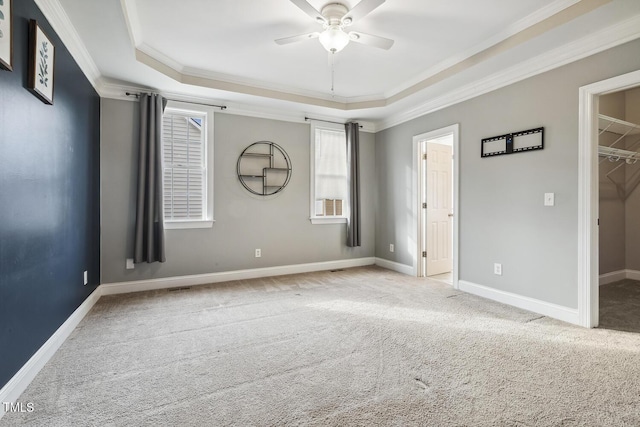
[
  {"xmin": 125, "ymin": 92, "xmax": 227, "ymax": 110},
  {"xmin": 305, "ymin": 117, "xmax": 363, "ymax": 129},
  {"xmin": 598, "ymin": 145, "xmax": 640, "ymax": 163}
]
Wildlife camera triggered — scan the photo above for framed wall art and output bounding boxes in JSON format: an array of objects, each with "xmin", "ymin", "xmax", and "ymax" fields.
[
  {"xmin": 28, "ymin": 20, "xmax": 55, "ymax": 104},
  {"xmin": 0, "ymin": 0, "xmax": 12, "ymax": 71}
]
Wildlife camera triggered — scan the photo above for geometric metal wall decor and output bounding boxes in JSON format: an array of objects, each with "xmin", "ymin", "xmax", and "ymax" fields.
[
  {"xmin": 481, "ymin": 127, "xmax": 544, "ymax": 158},
  {"xmin": 237, "ymin": 141, "xmax": 292, "ymax": 196}
]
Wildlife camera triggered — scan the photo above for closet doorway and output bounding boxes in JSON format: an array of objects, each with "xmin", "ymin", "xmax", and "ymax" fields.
[
  {"xmin": 598, "ymin": 87, "xmax": 640, "ymax": 332},
  {"xmin": 413, "ymin": 124, "xmax": 459, "ymax": 288},
  {"xmin": 578, "ymin": 69, "xmax": 640, "ymax": 328}
]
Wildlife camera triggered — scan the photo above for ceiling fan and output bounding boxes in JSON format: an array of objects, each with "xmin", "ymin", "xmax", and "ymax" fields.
[{"xmin": 275, "ymin": 0, "xmax": 394, "ymax": 53}]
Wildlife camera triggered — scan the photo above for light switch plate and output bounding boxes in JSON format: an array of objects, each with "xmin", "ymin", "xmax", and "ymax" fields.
[
  {"xmin": 544, "ymin": 193, "xmax": 555, "ymax": 206},
  {"xmin": 126, "ymin": 258, "xmax": 135, "ymax": 270}
]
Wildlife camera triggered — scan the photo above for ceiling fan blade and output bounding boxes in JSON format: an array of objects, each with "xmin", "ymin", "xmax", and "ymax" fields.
[
  {"xmin": 290, "ymin": 0, "xmax": 327, "ymax": 24},
  {"xmin": 275, "ymin": 32, "xmax": 320, "ymax": 45},
  {"xmin": 349, "ymin": 31, "xmax": 394, "ymax": 50},
  {"xmin": 342, "ymin": 0, "xmax": 385, "ymax": 25}
]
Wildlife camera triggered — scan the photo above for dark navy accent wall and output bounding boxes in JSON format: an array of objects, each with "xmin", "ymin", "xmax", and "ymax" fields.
[{"xmin": 0, "ymin": 0, "xmax": 100, "ymax": 388}]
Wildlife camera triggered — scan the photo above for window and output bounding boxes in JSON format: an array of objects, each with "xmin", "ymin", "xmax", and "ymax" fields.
[
  {"xmin": 161, "ymin": 103, "xmax": 214, "ymax": 229},
  {"xmin": 310, "ymin": 123, "xmax": 348, "ymax": 224}
]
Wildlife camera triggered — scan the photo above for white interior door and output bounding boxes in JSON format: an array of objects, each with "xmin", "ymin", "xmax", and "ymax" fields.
[{"xmin": 425, "ymin": 141, "xmax": 453, "ymax": 276}]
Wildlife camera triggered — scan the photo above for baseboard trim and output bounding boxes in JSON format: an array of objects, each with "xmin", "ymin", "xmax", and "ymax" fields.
[
  {"xmin": 100, "ymin": 257, "xmax": 377, "ymax": 295},
  {"xmin": 624, "ymin": 269, "xmax": 640, "ymax": 281},
  {"xmin": 599, "ymin": 269, "xmax": 640, "ymax": 285},
  {"xmin": 599, "ymin": 270, "xmax": 626, "ymax": 286},
  {"xmin": 374, "ymin": 258, "xmax": 414, "ymax": 276},
  {"xmin": 458, "ymin": 280, "xmax": 579, "ymax": 325},
  {"xmin": 0, "ymin": 289, "xmax": 102, "ymax": 420}
]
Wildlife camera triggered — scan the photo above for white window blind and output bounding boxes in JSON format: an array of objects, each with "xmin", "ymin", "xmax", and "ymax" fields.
[
  {"xmin": 314, "ymin": 127, "xmax": 347, "ymax": 216},
  {"xmin": 162, "ymin": 112, "xmax": 206, "ymax": 221}
]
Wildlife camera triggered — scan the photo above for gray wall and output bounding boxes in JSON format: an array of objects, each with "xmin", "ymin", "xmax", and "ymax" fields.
[
  {"xmin": 101, "ymin": 99, "xmax": 375, "ymax": 284},
  {"xmin": 375, "ymin": 39, "xmax": 640, "ymax": 309}
]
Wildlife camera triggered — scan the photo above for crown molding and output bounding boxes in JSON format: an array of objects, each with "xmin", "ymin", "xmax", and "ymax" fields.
[
  {"xmin": 134, "ymin": 47, "xmax": 386, "ymax": 110},
  {"xmin": 180, "ymin": 66, "xmax": 386, "ymax": 106},
  {"xmin": 385, "ymin": 0, "xmax": 583, "ymax": 97},
  {"xmin": 120, "ymin": 0, "xmax": 142, "ymax": 48},
  {"xmin": 136, "ymin": 43, "xmax": 186, "ymax": 76},
  {"xmin": 375, "ymin": 13, "xmax": 640, "ymax": 131},
  {"xmin": 32, "ymin": 0, "xmax": 640, "ymax": 134},
  {"xmin": 98, "ymin": 79, "xmax": 376, "ymax": 133},
  {"xmin": 119, "ymin": 0, "xmax": 386, "ymax": 107},
  {"xmin": 98, "ymin": 4, "xmax": 640, "ymax": 136},
  {"xmin": 386, "ymin": 0, "xmax": 612, "ymax": 105},
  {"xmin": 34, "ymin": 0, "xmax": 102, "ymax": 91},
  {"xmin": 119, "ymin": 0, "xmax": 608, "ymax": 111},
  {"xmin": 182, "ymin": 65, "xmax": 352, "ymax": 105},
  {"xmin": 120, "ymin": 1, "xmax": 382, "ymax": 109},
  {"xmin": 95, "ymin": 79, "xmax": 153, "ymax": 101}
]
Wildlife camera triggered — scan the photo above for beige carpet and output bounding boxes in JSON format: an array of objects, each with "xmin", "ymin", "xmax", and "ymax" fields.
[
  {"xmin": 3, "ymin": 266, "xmax": 640, "ymax": 426},
  {"xmin": 600, "ymin": 279, "xmax": 640, "ymax": 333}
]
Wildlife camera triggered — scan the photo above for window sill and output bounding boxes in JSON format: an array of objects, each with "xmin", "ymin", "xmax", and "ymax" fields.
[
  {"xmin": 165, "ymin": 220, "xmax": 215, "ymax": 230},
  {"xmin": 310, "ymin": 217, "xmax": 347, "ymax": 225}
]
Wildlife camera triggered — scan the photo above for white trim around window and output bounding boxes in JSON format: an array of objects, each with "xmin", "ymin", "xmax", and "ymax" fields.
[
  {"xmin": 162, "ymin": 100, "xmax": 215, "ymax": 230},
  {"xmin": 309, "ymin": 121, "xmax": 349, "ymax": 225}
]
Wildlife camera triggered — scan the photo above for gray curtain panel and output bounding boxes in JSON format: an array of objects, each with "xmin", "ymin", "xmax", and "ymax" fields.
[
  {"xmin": 346, "ymin": 122, "xmax": 361, "ymax": 247},
  {"xmin": 134, "ymin": 94, "xmax": 167, "ymax": 263}
]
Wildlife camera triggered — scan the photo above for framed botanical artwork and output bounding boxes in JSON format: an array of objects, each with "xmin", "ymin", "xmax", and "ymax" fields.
[
  {"xmin": 28, "ymin": 20, "xmax": 55, "ymax": 105},
  {"xmin": 0, "ymin": 0, "xmax": 12, "ymax": 71}
]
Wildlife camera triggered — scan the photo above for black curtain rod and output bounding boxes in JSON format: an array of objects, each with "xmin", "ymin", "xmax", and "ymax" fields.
[
  {"xmin": 125, "ymin": 92, "xmax": 227, "ymax": 110},
  {"xmin": 305, "ymin": 117, "xmax": 363, "ymax": 129}
]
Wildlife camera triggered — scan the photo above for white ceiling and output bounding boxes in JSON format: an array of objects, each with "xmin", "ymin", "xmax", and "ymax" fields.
[{"xmin": 53, "ymin": 0, "xmax": 640, "ymax": 128}]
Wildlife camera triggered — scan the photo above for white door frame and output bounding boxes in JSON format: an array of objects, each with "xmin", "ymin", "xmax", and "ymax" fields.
[
  {"xmin": 578, "ymin": 69, "xmax": 640, "ymax": 328},
  {"xmin": 413, "ymin": 124, "xmax": 460, "ymax": 289}
]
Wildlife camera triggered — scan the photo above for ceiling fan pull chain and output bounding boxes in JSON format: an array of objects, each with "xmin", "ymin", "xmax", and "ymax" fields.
[{"xmin": 331, "ymin": 51, "xmax": 335, "ymax": 97}]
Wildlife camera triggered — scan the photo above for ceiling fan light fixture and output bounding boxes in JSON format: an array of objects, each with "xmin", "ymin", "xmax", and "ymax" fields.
[{"xmin": 319, "ymin": 26, "xmax": 350, "ymax": 52}]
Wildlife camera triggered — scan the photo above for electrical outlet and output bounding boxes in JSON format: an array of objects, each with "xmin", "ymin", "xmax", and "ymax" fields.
[
  {"xmin": 83, "ymin": 271, "xmax": 88, "ymax": 285},
  {"xmin": 126, "ymin": 258, "xmax": 135, "ymax": 270},
  {"xmin": 389, "ymin": 244, "xmax": 394, "ymax": 253},
  {"xmin": 494, "ymin": 263, "xmax": 502, "ymax": 276},
  {"xmin": 255, "ymin": 249, "xmax": 261, "ymax": 258}
]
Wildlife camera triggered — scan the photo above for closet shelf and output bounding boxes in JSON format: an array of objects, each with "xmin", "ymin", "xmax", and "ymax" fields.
[
  {"xmin": 599, "ymin": 114, "xmax": 640, "ymax": 136},
  {"xmin": 598, "ymin": 145, "xmax": 640, "ymax": 163},
  {"xmin": 598, "ymin": 115, "xmax": 640, "ymax": 200}
]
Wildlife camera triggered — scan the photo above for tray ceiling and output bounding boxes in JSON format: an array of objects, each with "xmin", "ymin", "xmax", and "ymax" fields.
[{"xmin": 54, "ymin": 0, "xmax": 640, "ymax": 125}]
